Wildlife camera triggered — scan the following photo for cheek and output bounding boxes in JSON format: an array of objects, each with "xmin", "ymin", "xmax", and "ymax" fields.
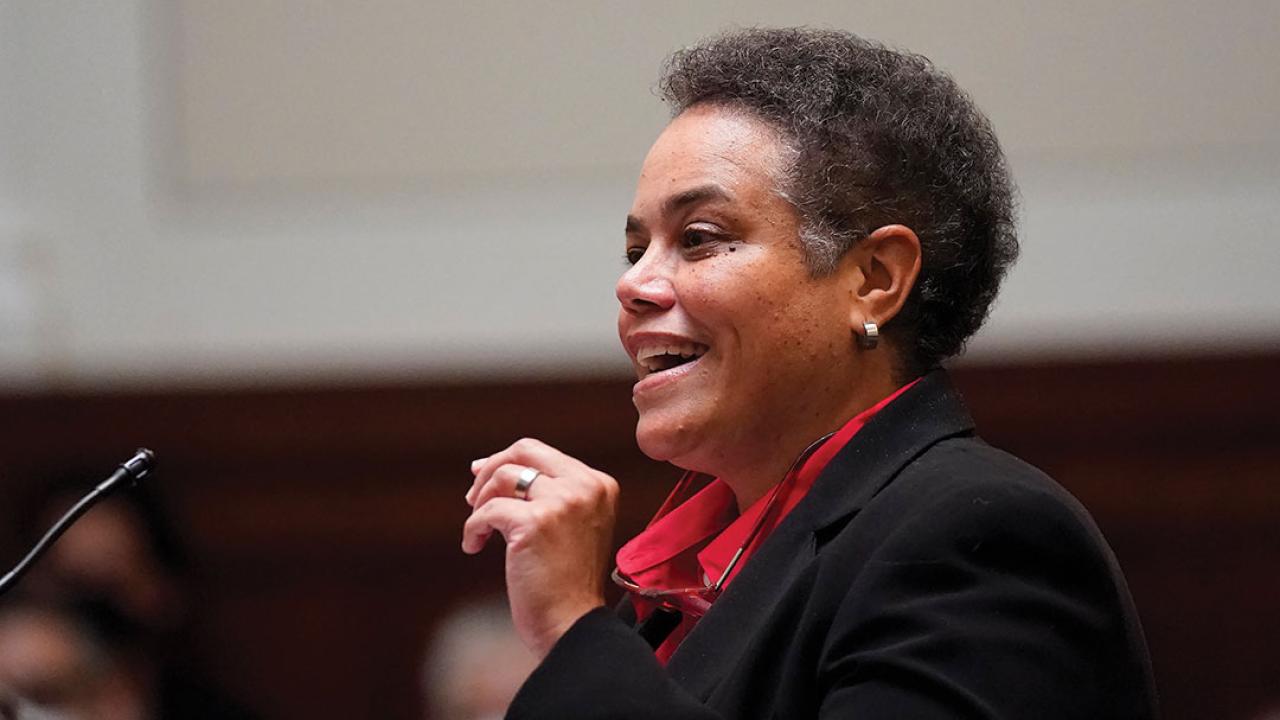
[
  {"xmin": 752, "ymin": 286, "xmax": 848, "ymax": 367},
  {"xmin": 679, "ymin": 258, "xmax": 779, "ymax": 326}
]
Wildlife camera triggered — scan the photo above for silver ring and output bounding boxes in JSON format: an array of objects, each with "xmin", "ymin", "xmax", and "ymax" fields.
[{"xmin": 514, "ymin": 467, "xmax": 541, "ymax": 501}]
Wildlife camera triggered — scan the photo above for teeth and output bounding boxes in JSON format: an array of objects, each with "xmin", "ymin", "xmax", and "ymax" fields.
[{"xmin": 636, "ymin": 342, "xmax": 707, "ymax": 371}]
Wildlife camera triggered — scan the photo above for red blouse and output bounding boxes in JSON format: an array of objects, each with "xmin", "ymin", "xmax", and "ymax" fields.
[{"xmin": 616, "ymin": 380, "xmax": 919, "ymax": 662}]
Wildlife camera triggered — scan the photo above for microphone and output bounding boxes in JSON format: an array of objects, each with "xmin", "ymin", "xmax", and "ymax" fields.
[{"xmin": 0, "ymin": 448, "xmax": 156, "ymax": 598}]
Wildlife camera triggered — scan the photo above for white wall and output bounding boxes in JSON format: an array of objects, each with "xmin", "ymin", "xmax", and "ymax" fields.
[{"xmin": 1, "ymin": 0, "xmax": 1277, "ymax": 390}]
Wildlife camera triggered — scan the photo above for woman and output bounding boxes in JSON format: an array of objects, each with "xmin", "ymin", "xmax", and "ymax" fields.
[{"xmin": 463, "ymin": 28, "xmax": 1156, "ymax": 719}]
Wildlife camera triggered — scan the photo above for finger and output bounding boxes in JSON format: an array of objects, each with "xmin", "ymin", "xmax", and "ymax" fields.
[
  {"xmin": 468, "ymin": 438, "xmax": 582, "ymax": 506},
  {"xmin": 473, "ymin": 463, "xmax": 548, "ymax": 509},
  {"xmin": 465, "ymin": 456, "xmax": 491, "ymax": 505},
  {"xmin": 462, "ymin": 497, "xmax": 535, "ymax": 554}
]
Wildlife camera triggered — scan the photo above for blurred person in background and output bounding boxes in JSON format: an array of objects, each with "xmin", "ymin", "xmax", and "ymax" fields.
[
  {"xmin": 0, "ymin": 600, "xmax": 144, "ymax": 720},
  {"xmin": 463, "ymin": 27, "xmax": 1156, "ymax": 719},
  {"xmin": 7, "ymin": 482, "xmax": 259, "ymax": 720},
  {"xmin": 421, "ymin": 597, "xmax": 538, "ymax": 720},
  {"xmin": 25, "ymin": 482, "xmax": 186, "ymax": 646}
]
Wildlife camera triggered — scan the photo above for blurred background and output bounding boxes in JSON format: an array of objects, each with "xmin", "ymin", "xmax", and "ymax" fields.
[{"xmin": 0, "ymin": 1, "xmax": 1276, "ymax": 718}]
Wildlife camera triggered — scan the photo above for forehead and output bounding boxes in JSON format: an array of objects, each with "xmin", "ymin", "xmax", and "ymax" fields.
[{"xmin": 634, "ymin": 105, "xmax": 788, "ymax": 210}]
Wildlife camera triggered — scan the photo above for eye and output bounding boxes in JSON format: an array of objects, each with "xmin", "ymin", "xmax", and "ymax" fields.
[
  {"xmin": 625, "ymin": 246, "xmax": 646, "ymax": 265},
  {"xmin": 683, "ymin": 230, "xmax": 709, "ymax": 248},
  {"xmin": 681, "ymin": 226, "xmax": 724, "ymax": 255}
]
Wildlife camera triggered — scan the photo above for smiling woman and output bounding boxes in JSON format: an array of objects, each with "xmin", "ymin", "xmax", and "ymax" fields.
[
  {"xmin": 617, "ymin": 106, "xmax": 901, "ymax": 508},
  {"xmin": 462, "ymin": 27, "xmax": 1156, "ymax": 719}
]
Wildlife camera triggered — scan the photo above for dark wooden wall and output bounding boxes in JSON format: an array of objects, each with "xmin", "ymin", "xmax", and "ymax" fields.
[{"xmin": 1, "ymin": 353, "xmax": 1277, "ymax": 719}]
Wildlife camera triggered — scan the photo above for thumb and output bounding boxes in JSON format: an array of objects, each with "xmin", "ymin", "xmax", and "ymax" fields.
[{"xmin": 462, "ymin": 497, "xmax": 534, "ymax": 554}]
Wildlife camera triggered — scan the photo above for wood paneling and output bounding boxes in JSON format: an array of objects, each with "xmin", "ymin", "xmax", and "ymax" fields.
[{"xmin": 1, "ymin": 354, "xmax": 1277, "ymax": 719}]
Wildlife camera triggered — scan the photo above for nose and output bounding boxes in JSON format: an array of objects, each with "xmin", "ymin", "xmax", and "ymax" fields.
[{"xmin": 616, "ymin": 250, "xmax": 676, "ymax": 314}]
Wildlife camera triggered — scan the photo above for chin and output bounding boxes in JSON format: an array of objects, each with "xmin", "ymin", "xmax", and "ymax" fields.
[
  {"xmin": 634, "ymin": 420, "xmax": 675, "ymax": 462},
  {"xmin": 634, "ymin": 412, "xmax": 699, "ymax": 465}
]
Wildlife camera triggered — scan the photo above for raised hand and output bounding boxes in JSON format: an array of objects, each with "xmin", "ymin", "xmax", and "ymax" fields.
[{"xmin": 463, "ymin": 438, "xmax": 619, "ymax": 658}]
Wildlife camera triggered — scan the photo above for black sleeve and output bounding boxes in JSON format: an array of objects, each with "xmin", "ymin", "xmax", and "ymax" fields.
[{"xmin": 506, "ymin": 607, "xmax": 721, "ymax": 720}]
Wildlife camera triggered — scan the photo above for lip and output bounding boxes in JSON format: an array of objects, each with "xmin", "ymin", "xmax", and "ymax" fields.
[
  {"xmin": 623, "ymin": 331, "xmax": 708, "ymax": 363},
  {"xmin": 623, "ymin": 331, "xmax": 709, "ymax": 397},
  {"xmin": 632, "ymin": 352, "xmax": 705, "ymax": 397}
]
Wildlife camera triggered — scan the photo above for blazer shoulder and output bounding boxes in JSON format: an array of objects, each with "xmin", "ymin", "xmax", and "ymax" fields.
[
  {"xmin": 852, "ymin": 435, "xmax": 1116, "ymax": 564},
  {"xmin": 812, "ymin": 437, "xmax": 1158, "ymax": 720},
  {"xmin": 896, "ymin": 436, "xmax": 1089, "ymax": 517}
]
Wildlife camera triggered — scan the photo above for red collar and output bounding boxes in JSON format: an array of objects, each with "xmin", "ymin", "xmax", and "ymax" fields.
[{"xmin": 616, "ymin": 380, "xmax": 919, "ymax": 660}]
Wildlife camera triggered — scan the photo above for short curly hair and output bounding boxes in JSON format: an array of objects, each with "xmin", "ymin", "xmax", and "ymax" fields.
[{"xmin": 658, "ymin": 27, "xmax": 1019, "ymax": 374}]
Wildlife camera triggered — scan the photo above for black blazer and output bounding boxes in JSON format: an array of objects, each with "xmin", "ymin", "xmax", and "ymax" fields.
[{"xmin": 507, "ymin": 371, "xmax": 1157, "ymax": 719}]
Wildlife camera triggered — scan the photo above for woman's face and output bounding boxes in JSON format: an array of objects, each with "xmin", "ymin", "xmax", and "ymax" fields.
[{"xmin": 617, "ymin": 105, "xmax": 858, "ymax": 472}]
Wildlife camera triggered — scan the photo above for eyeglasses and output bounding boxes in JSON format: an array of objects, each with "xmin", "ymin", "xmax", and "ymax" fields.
[{"xmin": 611, "ymin": 432, "xmax": 835, "ymax": 621}]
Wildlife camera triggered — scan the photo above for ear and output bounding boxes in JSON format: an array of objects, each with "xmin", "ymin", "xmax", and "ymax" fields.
[{"xmin": 843, "ymin": 223, "xmax": 922, "ymax": 333}]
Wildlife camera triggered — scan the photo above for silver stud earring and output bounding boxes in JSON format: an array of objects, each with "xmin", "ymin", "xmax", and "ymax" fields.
[{"xmin": 859, "ymin": 321, "xmax": 879, "ymax": 350}]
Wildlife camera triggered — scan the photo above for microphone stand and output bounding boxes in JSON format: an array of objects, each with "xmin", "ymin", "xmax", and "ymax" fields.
[{"xmin": 0, "ymin": 449, "xmax": 156, "ymax": 598}]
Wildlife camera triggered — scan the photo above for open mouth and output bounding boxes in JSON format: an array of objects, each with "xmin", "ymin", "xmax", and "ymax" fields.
[{"xmin": 636, "ymin": 342, "xmax": 709, "ymax": 377}]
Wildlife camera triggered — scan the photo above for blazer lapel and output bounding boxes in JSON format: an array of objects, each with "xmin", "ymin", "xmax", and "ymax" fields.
[{"xmin": 664, "ymin": 370, "xmax": 976, "ymax": 699}]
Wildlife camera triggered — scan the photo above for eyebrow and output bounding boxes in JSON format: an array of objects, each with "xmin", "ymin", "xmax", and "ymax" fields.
[{"xmin": 625, "ymin": 184, "xmax": 733, "ymax": 234}]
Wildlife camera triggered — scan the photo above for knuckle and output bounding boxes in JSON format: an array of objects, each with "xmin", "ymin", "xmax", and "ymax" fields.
[
  {"xmin": 589, "ymin": 472, "xmax": 619, "ymax": 501},
  {"xmin": 527, "ymin": 504, "xmax": 551, "ymax": 526},
  {"xmin": 563, "ymin": 490, "xmax": 591, "ymax": 511}
]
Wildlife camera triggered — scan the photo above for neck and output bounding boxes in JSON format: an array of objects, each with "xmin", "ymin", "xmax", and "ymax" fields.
[{"xmin": 715, "ymin": 368, "xmax": 902, "ymax": 512}]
